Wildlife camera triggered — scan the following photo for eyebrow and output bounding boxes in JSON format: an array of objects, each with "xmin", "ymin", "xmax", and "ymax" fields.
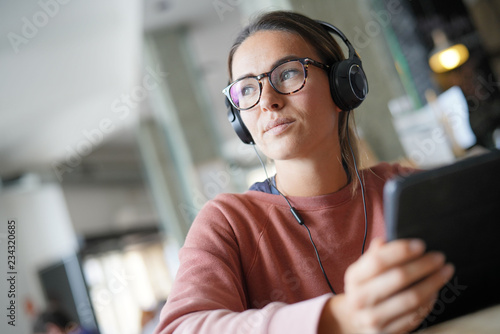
[{"xmin": 234, "ymin": 55, "xmax": 300, "ymax": 81}]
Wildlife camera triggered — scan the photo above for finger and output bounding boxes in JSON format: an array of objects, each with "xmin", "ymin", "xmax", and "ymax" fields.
[
  {"xmin": 352, "ymin": 251, "xmax": 445, "ymax": 308},
  {"xmin": 371, "ymin": 263, "xmax": 455, "ymax": 329},
  {"xmin": 382, "ymin": 295, "xmax": 437, "ymax": 334},
  {"xmin": 345, "ymin": 239, "xmax": 426, "ymax": 288},
  {"xmin": 353, "ymin": 282, "xmax": 439, "ymax": 333},
  {"xmin": 348, "ymin": 293, "xmax": 437, "ymax": 334}
]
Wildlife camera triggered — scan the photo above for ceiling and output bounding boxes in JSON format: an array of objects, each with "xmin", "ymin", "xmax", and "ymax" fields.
[{"xmin": 0, "ymin": 0, "xmax": 217, "ymax": 179}]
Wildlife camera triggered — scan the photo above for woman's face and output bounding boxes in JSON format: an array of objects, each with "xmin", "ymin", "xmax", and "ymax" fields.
[{"xmin": 231, "ymin": 30, "xmax": 341, "ymax": 161}]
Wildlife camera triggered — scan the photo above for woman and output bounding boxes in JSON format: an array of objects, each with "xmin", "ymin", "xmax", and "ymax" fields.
[
  {"xmin": 33, "ymin": 308, "xmax": 94, "ymax": 334},
  {"xmin": 154, "ymin": 11, "xmax": 454, "ymax": 334}
]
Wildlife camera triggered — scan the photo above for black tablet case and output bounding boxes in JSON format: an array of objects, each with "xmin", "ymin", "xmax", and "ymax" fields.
[{"xmin": 384, "ymin": 150, "xmax": 500, "ymax": 329}]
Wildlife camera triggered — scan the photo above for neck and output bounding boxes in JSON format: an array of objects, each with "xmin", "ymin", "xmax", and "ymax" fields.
[{"xmin": 274, "ymin": 149, "xmax": 348, "ymax": 197}]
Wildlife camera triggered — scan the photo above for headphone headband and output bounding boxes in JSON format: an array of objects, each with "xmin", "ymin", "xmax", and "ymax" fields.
[{"xmin": 315, "ymin": 20, "xmax": 355, "ymax": 59}]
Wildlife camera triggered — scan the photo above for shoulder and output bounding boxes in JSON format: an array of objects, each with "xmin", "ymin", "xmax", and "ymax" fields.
[
  {"xmin": 188, "ymin": 192, "xmax": 275, "ymax": 238},
  {"xmin": 201, "ymin": 192, "xmax": 272, "ymax": 216},
  {"xmin": 362, "ymin": 162, "xmax": 417, "ymax": 186}
]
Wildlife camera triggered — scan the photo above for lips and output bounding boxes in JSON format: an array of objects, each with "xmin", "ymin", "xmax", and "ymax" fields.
[{"xmin": 263, "ymin": 117, "xmax": 295, "ymax": 135}]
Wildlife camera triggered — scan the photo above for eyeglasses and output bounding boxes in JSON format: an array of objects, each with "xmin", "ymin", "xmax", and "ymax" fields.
[{"xmin": 223, "ymin": 57, "xmax": 329, "ymax": 111}]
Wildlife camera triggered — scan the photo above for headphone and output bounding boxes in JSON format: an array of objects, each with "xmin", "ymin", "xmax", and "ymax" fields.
[{"xmin": 226, "ymin": 20, "xmax": 369, "ymax": 145}]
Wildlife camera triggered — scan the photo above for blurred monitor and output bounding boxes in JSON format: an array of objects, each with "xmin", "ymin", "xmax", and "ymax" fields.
[{"xmin": 38, "ymin": 253, "xmax": 99, "ymax": 332}]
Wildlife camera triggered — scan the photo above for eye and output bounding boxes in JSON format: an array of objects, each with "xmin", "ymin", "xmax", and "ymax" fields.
[
  {"xmin": 279, "ymin": 68, "xmax": 300, "ymax": 82},
  {"xmin": 241, "ymin": 84, "xmax": 257, "ymax": 97}
]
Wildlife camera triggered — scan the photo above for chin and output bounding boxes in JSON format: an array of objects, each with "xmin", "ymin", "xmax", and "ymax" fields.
[{"xmin": 260, "ymin": 142, "xmax": 299, "ymax": 161}]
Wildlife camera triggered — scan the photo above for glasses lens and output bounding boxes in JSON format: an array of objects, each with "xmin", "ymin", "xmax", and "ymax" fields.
[
  {"xmin": 270, "ymin": 61, "xmax": 306, "ymax": 94},
  {"xmin": 229, "ymin": 78, "xmax": 260, "ymax": 110}
]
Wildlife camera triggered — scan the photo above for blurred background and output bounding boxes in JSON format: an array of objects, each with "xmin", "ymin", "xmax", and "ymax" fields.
[{"xmin": 0, "ymin": 0, "xmax": 499, "ymax": 333}]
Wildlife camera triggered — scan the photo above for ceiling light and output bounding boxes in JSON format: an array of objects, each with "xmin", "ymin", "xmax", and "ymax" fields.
[{"xmin": 428, "ymin": 29, "xmax": 469, "ymax": 74}]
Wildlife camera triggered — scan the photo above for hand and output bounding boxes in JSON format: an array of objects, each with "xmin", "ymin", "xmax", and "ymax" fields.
[{"xmin": 319, "ymin": 238, "xmax": 455, "ymax": 334}]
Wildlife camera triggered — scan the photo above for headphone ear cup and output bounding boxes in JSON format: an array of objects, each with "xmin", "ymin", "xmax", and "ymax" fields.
[
  {"xmin": 226, "ymin": 97, "xmax": 255, "ymax": 145},
  {"xmin": 329, "ymin": 57, "xmax": 368, "ymax": 111}
]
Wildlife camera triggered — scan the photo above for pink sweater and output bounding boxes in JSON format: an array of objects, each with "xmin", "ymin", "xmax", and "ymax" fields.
[{"xmin": 154, "ymin": 163, "xmax": 413, "ymax": 334}]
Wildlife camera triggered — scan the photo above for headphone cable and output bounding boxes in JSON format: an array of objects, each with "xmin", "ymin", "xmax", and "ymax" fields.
[
  {"xmin": 251, "ymin": 113, "xmax": 368, "ymax": 293},
  {"xmin": 252, "ymin": 145, "xmax": 336, "ymax": 294},
  {"xmin": 346, "ymin": 110, "xmax": 368, "ymax": 254}
]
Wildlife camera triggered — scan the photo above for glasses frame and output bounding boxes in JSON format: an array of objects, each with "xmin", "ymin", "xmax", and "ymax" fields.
[{"xmin": 222, "ymin": 57, "xmax": 330, "ymax": 111}]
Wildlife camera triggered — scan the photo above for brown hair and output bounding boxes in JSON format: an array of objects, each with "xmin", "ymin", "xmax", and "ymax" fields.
[{"xmin": 227, "ymin": 11, "xmax": 360, "ymax": 194}]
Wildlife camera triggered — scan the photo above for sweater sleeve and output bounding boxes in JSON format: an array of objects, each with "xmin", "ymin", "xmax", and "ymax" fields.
[
  {"xmin": 368, "ymin": 162, "xmax": 419, "ymax": 183},
  {"xmin": 153, "ymin": 199, "xmax": 333, "ymax": 334}
]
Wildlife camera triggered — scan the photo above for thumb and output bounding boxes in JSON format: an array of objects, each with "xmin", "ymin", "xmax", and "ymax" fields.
[{"xmin": 368, "ymin": 237, "xmax": 385, "ymax": 252}]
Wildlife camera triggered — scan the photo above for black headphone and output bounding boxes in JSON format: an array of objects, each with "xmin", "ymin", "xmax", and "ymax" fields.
[{"xmin": 226, "ymin": 20, "xmax": 369, "ymax": 145}]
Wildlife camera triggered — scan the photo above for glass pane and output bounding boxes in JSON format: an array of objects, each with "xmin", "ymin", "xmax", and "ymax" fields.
[
  {"xmin": 271, "ymin": 61, "xmax": 304, "ymax": 93},
  {"xmin": 230, "ymin": 78, "xmax": 260, "ymax": 109}
]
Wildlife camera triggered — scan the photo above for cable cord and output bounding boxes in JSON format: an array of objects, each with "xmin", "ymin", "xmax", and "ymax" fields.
[
  {"xmin": 302, "ymin": 222, "xmax": 336, "ymax": 294},
  {"xmin": 346, "ymin": 111, "xmax": 368, "ymax": 254},
  {"xmin": 252, "ymin": 145, "xmax": 336, "ymax": 294},
  {"xmin": 252, "ymin": 111, "xmax": 369, "ymax": 294}
]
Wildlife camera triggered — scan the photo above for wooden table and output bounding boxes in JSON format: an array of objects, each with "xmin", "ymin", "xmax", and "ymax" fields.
[{"xmin": 418, "ymin": 305, "xmax": 500, "ymax": 333}]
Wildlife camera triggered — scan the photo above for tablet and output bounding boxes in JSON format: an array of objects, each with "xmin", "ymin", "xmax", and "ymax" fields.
[{"xmin": 384, "ymin": 150, "xmax": 500, "ymax": 328}]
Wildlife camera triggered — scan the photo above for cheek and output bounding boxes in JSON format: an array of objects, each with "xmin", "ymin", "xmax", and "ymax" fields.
[
  {"xmin": 299, "ymin": 90, "xmax": 339, "ymax": 132},
  {"xmin": 310, "ymin": 84, "xmax": 335, "ymax": 107},
  {"xmin": 304, "ymin": 71, "xmax": 336, "ymax": 108},
  {"xmin": 240, "ymin": 112, "xmax": 258, "ymax": 135},
  {"xmin": 241, "ymin": 111, "xmax": 270, "ymax": 148}
]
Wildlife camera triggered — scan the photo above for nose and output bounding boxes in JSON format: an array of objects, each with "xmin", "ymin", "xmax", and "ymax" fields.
[{"xmin": 259, "ymin": 78, "xmax": 284, "ymax": 112}]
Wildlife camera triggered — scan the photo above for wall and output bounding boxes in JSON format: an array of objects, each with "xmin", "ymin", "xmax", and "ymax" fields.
[
  {"xmin": 0, "ymin": 180, "xmax": 79, "ymax": 334},
  {"xmin": 289, "ymin": 0, "xmax": 407, "ymax": 161},
  {"xmin": 62, "ymin": 183, "xmax": 159, "ymax": 237},
  {"xmin": 466, "ymin": 0, "xmax": 500, "ymax": 78}
]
